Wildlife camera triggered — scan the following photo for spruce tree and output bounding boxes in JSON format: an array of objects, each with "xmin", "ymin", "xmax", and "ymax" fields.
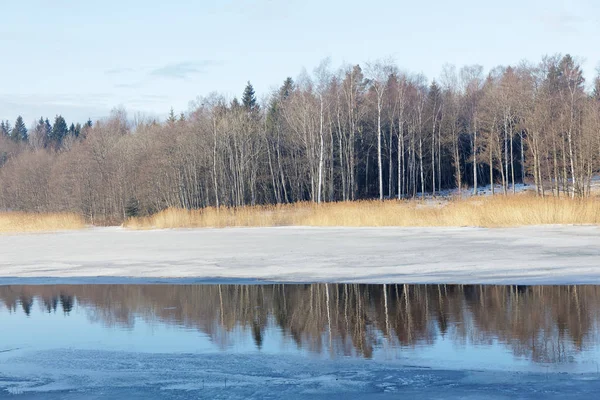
[
  {"xmin": 428, "ymin": 80, "xmax": 442, "ymax": 105},
  {"xmin": 167, "ymin": 107, "xmax": 177, "ymax": 124},
  {"xmin": 242, "ymin": 81, "xmax": 258, "ymax": 112},
  {"xmin": 11, "ymin": 116, "xmax": 27, "ymax": 142},
  {"xmin": 558, "ymin": 54, "xmax": 584, "ymax": 90},
  {"xmin": 80, "ymin": 119, "xmax": 92, "ymax": 138},
  {"xmin": 0, "ymin": 121, "xmax": 9, "ymax": 137},
  {"xmin": 50, "ymin": 115, "xmax": 68, "ymax": 146},
  {"xmin": 68, "ymin": 122, "xmax": 81, "ymax": 137},
  {"xmin": 36, "ymin": 117, "xmax": 45, "ymax": 132},
  {"xmin": 44, "ymin": 118, "xmax": 53, "ymax": 135},
  {"xmin": 125, "ymin": 197, "xmax": 140, "ymax": 217},
  {"xmin": 32, "ymin": 117, "xmax": 47, "ymax": 146},
  {"xmin": 279, "ymin": 77, "xmax": 294, "ymax": 100}
]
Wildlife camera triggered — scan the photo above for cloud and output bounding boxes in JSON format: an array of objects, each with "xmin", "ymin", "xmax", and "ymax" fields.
[
  {"xmin": 105, "ymin": 67, "xmax": 136, "ymax": 75},
  {"xmin": 114, "ymin": 81, "xmax": 145, "ymax": 89},
  {"xmin": 110, "ymin": 60, "xmax": 222, "ymax": 89},
  {"xmin": 150, "ymin": 60, "xmax": 218, "ymax": 80},
  {"xmin": 539, "ymin": 12, "xmax": 583, "ymax": 33}
]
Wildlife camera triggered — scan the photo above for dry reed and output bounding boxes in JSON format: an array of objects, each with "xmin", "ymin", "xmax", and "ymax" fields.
[
  {"xmin": 124, "ymin": 195, "xmax": 600, "ymax": 229},
  {"xmin": 0, "ymin": 212, "xmax": 86, "ymax": 233}
]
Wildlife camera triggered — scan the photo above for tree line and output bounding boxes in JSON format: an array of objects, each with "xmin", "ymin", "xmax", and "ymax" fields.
[
  {"xmin": 1, "ymin": 115, "xmax": 91, "ymax": 147},
  {"xmin": 1, "ymin": 54, "xmax": 599, "ymax": 223}
]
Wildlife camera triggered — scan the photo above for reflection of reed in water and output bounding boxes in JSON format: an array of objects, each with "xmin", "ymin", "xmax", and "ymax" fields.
[{"xmin": 1, "ymin": 284, "xmax": 599, "ymax": 362}]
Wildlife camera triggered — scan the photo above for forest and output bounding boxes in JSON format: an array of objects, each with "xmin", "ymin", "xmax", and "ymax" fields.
[{"xmin": 1, "ymin": 54, "xmax": 599, "ymax": 223}]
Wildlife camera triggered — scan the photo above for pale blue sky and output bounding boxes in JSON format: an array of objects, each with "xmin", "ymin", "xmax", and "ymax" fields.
[{"xmin": 0, "ymin": 0, "xmax": 598, "ymax": 124}]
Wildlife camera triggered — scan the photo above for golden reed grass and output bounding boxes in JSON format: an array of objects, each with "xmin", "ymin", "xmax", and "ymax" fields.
[
  {"xmin": 125, "ymin": 195, "xmax": 600, "ymax": 229},
  {"xmin": 0, "ymin": 212, "xmax": 85, "ymax": 233}
]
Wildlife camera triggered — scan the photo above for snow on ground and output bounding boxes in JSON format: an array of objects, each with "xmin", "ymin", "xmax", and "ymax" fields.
[
  {"xmin": 414, "ymin": 182, "xmax": 532, "ymax": 199},
  {"xmin": 1, "ymin": 226, "xmax": 600, "ymax": 284}
]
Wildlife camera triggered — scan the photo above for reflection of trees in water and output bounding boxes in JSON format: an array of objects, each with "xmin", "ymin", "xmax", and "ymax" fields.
[
  {"xmin": 19, "ymin": 295, "xmax": 33, "ymax": 316},
  {"xmin": 41, "ymin": 295, "xmax": 59, "ymax": 313},
  {"xmin": 1, "ymin": 284, "xmax": 599, "ymax": 362}
]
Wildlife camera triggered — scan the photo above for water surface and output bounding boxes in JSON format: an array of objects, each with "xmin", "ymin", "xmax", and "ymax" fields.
[{"xmin": 2, "ymin": 283, "xmax": 600, "ymax": 398}]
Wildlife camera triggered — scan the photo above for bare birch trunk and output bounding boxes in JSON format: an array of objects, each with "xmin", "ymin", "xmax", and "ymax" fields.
[{"xmin": 317, "ymin": 96, "xmax": 324, "ymax": 203}]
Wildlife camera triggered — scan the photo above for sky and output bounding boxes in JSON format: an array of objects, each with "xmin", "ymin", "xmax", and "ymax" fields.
[{"xmin": 0, "ymin": 0, "xmax": 598, "ymax": 125}]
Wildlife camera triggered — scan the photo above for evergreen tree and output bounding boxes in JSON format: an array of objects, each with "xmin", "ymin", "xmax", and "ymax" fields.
[
  {"xmin": 44, "ymin": 118, "xmax": 53, "ymax": 135},
  {"xmin": 50, "ymin": 115, "xmax": 68, "ymax": 146},
  {"xmin": 231, "ymin": 97, "xmax": 241, "ymax": 109},
  {"xmin": 0, "ymin": 121, "xmax": 10, "ymax": 137},
  {"xmin": 36, "ymin": 117, "xmax": 45, "ymax": 131},
  {"xmin": 427, "ymin": 80, "xmax": 442, "ymax": 105},
  {"xmin": 68, "ymin": 123, "xmax": 81, "ymax": 137},
  {"xmin": 558, "ymin": 54, "xmax": 584, "ymax": 90},
  {"xmin": 42, "ymin": 118, "xmax": 53, "ymax": 146},
  {"xmin": 11, "ymin": 116, "xmax": 28, "ymax": 142},
  {"xmin": 31, "ymin": 117, "xmax": 48, "ymax": 147},
  {"xmin": 80, "ymin": 119, "xmax": 92, "ymax": 138},
  {"xmin": 242, "ymin": 81, "xmax": 259, "ymax": 112},
  {"xmin": 167, "ymin": 107, "xmax": 177, "ymax": 124},
  {"xmin": 593, "ymin": 75, "xmax": 600, "ymax": 101},
  {"xmin": 125, "ymin": 197, "xmax": 140, "ymax": 217},
  {"xmin": 279, "ymin": 77, "xmax": 294, "ymax": 100},
  {"xmin": 266, "ymin": 77, "xmax": 294, "ymax": 135}
]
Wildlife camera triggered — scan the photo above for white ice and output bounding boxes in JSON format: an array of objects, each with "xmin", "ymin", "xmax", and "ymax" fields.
[{"xmin": 1, "ymin": 225, "xmax": 600, "ymax": 284}]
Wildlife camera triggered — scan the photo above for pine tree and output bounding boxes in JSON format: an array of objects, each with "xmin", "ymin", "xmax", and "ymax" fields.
[
  {"xmin": 11, "ymin": 116, "xmax": 28, "ymax": 142},
  {"xmin": 242, "ymin": 81, "xmax": 259, "ymax": 112}
]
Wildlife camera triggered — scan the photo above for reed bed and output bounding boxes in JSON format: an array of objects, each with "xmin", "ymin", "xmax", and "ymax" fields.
[
  {"xmin": 0, "ymin": 212, "xmax": 86, "ymax": 233},
  {"xmin": 124, "ymin": 195, "xmax": 600, "ymax": 229}
]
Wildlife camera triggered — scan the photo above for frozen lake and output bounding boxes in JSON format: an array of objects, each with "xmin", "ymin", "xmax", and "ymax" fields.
[
  {"xmin": 2, "ymin": 283, "xmax": 600, "ymax": 398},
  {"xmin": 2, "ymin": 227, "xmax": 600, "ymax": 397},
  {"xmin": 1, "ymin": 226, "xmax": 600, "ymax": 284}
]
